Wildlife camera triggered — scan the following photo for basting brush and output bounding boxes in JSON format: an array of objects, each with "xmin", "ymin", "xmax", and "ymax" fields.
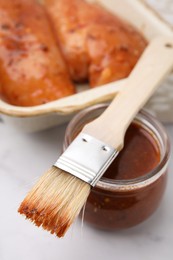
[{"xmin": 18, "ymin": 37, "xmax": 173, "ymax": 237}]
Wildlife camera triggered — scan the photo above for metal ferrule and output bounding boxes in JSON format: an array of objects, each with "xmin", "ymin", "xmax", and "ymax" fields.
[{"xmin": 54, "ymin": 133, "xmax": 119, "ymax": 187}]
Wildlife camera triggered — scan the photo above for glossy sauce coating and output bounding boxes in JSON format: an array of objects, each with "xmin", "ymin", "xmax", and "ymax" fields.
[
  {"xmin": 45, "ymin": 0, "xmax": 147, "ymax": 86},
  {"xmin": 0, "ymin": 0, "xmax": 75, "ymax": 106}
]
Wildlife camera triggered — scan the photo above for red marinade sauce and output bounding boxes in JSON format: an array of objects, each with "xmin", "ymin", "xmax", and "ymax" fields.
[
  {"xmin": 104, "ymin": 122, "xmax": 160, "ymax": 180},
  {"xmin": 83, "ymin": 122, "xmax": 166, "ymax": 230}
]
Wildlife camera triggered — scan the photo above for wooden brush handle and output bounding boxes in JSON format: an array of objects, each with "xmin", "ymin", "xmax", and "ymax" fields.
[{"xmin": 83, "ymin": 37, "xmax": 173, "ymax": 149}]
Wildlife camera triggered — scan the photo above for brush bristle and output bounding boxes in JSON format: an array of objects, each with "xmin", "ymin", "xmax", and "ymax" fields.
[{"xmin": 18, "ymin": 166, "xmax": 91, "ymax": 237}]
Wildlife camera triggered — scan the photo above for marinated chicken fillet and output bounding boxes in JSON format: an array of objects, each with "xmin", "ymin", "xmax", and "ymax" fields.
[
  {"xmin": 0, "ymin": 0, "xmax": 75, "ymax": 106},
  {"xmin": 45, "ymin": 0, "xmax": 147, "ymax": 86}
]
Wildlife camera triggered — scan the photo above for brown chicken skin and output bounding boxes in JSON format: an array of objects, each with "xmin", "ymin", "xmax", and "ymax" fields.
[
  {"xmin": 45, "ymin": 0, "xmax": 147, "ymax": 87},
  {"xmin": 0, "ymin": 0, "xmax": 75, "ymax": 107}
]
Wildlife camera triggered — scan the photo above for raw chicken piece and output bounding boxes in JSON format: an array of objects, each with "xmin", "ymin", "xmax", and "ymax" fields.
[
  {"xmin": 0, "ymin": 0, "xmax": 75, "ymax": 106},
  {"xmin": 45, "ymin": 0, "xmax": 147, "ymax": 86}
]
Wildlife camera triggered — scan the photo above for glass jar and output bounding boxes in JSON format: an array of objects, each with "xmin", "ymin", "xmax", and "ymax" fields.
[{"xmin": 63, "ymin": 104, "xmax": 170, "ymax": 230}]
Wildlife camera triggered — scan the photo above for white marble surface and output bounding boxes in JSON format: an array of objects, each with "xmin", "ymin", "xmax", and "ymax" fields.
[{"xmin": 0, "ymin": 117, "xmax": 173, "ymax": 260}]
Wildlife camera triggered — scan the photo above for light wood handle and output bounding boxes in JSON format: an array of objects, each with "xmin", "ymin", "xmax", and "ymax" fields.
[{"xmin": 83, "ymin": 37, "xmax": 173, "ymax": 149}]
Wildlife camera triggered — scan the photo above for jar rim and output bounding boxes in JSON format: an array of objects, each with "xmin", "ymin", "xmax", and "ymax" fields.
[{"xmin": 63, "ymin": 103, "xmax": 170, "ymax": 191}]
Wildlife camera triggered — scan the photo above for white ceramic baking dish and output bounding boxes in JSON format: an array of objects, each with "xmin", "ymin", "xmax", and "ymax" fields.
[{"xmin": 0, "ymin": 0, "xmax": 173, "ymax": 131}]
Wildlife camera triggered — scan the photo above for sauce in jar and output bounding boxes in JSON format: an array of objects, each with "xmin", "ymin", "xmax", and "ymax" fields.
[
  {"xmin": 63, "ymin": 104, "xmax": 170, "ymax": 230},
  {"xmin": 104, "ymin": 123, "xmax": 160, "ymax": 181}
]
